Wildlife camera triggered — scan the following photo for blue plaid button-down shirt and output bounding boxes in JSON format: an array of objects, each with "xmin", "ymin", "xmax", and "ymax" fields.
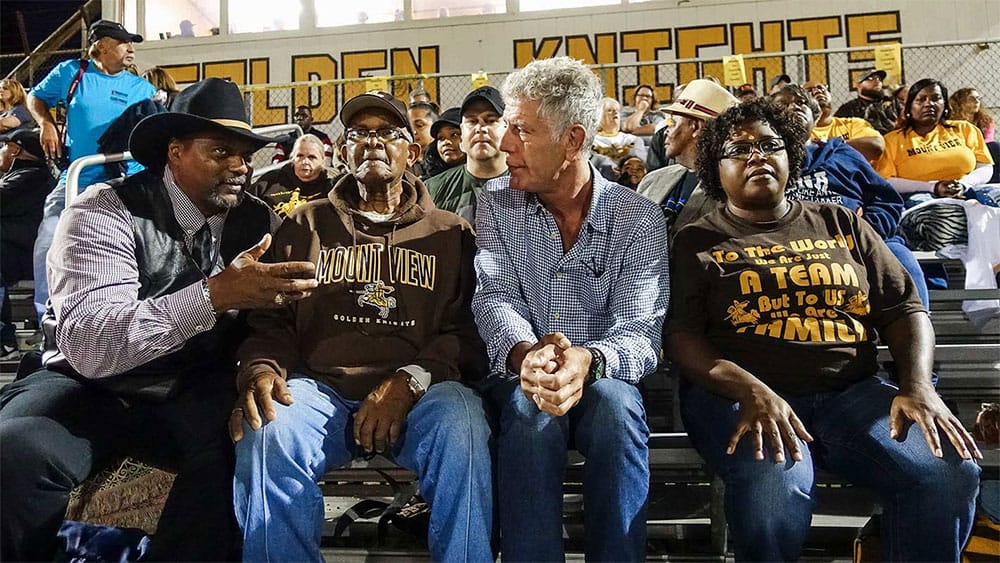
[{"xmin": 472, "ymin": 165, "xmax": 669, "ymax": 383}]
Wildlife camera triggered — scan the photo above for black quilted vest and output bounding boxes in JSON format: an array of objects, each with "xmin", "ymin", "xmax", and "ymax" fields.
[{"xmin": 42, "ymin": 169, "xmax": 278, "ymax": 401}]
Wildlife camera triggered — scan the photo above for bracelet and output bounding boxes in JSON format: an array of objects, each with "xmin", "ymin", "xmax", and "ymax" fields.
[{"xmin": 201, "ymin": 278, "xmax": 217, "ymax": 315}]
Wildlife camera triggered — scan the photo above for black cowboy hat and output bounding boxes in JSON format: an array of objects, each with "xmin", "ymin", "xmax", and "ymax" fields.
[{"xmin": 129, "ymin": 78, "xmax": 278, "ymax": 168}]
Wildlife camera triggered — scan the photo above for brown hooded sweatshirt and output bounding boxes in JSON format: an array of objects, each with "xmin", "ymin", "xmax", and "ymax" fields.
[{"xmin": 237, "ymin": 171, "xmax": 486, "ymax": 400}]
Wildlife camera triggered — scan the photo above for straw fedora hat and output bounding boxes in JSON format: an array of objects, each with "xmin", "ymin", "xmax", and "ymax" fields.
[{"xmin": 664, "ymin": 79, "xmax": 738, "ymax": 121}]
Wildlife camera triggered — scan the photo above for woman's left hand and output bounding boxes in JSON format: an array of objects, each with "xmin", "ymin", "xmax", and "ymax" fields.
[
  {"xmin": 890, "ymin": 385, "xmax": 982, "ymax": 460},
  {"xmin": 730, "ymin": 383, "xmax": 814, "ymax": 463}
]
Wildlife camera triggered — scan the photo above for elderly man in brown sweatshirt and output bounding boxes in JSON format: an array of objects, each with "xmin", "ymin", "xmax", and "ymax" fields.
[{"xmin": 229, "ymin": 91, "xmax": 493, "ymax": 562}]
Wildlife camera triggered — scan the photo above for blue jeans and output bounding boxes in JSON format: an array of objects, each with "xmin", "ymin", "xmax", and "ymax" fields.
[
  {"xmin": 32, "ymin": 179, "xmax": 67, "ymax": 320},
  {"xmin": 0, "ymin": 285, "xmax": 14, "ymax": 347},
  {"xmin": 884, "ymin": 235, "xmax": 929, "ymax": 308},
  {"xmin": 489, "ymin": 377, "xmax": 649, "ymax": 562},
  {"xmin": 233, "ymin": 378, "xmax": 493, "ymax": 562},
  {"xmin": 679, "ymin": 376, "xmax": 980, "ymax": 562},
  {"xmin": 0, "ymin": 368, "xmax": 240, "ymax": 561}
]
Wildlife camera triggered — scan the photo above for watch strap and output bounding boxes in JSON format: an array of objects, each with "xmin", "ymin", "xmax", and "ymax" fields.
[{"xmin": 585, "ymin": 346, "xmax": 606, "ymax": 384}]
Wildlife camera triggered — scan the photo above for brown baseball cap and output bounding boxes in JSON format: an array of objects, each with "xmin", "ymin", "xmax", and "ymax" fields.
[{"xmin": 340, "ymin": 91, "xmax": 413, "ymax": 135}]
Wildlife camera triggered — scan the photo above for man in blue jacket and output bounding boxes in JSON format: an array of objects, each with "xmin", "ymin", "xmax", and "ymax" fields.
[{"xmin": 773, "ymin": 84, "xmax": 930, "ymax": 307}]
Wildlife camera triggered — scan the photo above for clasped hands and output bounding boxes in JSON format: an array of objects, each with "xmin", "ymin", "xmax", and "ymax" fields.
[
  {"xmin": 206, "ymin": 234, "xmax": 319, "ymax": 311},
  {"xmin": 519, "ymin": 332, "xmax": 592, "ymax": 417},
  {"xmin": 729, "ymin": 382, "xmax": 981, "ymax": 463}
]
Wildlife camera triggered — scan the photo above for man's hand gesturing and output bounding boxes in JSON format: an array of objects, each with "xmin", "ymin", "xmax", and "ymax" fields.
[{"xmin": 206, "ymin": 234, "xmax": 319, "ymax": 311}]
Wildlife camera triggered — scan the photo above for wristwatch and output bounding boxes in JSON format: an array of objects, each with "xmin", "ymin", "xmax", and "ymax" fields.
[
  {"xmin": 405, "ymin": 373, "xmax": 426, "ymax": 399},
  {"xmin": 584, "ymin": 347, "xmax": 606, "ymax": 384}
]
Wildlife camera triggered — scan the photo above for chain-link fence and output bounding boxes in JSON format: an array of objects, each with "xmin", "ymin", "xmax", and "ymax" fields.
[
  {"xmin": 5, "ymin": 39, "xmax": 998, "ymax": 170},
  {"xmin": 238, "ymin": 40, "xmax": 1000, "ymax": 169}
]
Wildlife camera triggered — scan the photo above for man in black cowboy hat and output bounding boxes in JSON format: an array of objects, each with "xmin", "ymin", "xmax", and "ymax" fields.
[{"xmin": 0, "ymin": 78, "xmax": 319, "ymax": 562}]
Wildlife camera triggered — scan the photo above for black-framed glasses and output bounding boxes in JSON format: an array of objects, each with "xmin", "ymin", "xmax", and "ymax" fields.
[
  {"xmin": 345, "ymin": 128, "xmax": 410, "ymax": 144},
  {"xmin": 721, "ymin": 137, "xmax": 786, "ymax": 160}
]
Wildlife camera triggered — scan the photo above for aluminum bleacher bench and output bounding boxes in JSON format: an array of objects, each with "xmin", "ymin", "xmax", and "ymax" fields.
[{"xmin": 318, "ymin": 431, "xmax": 729, "ymax": 556}]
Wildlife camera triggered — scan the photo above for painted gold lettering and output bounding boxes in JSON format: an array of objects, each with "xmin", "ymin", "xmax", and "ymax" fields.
[
  {"xmin": 567, "ymin": 34, "xmax": 617, "ymax": 96},
  {"xmin": 619, "ymin": 30, "xmax": 672, "ymax": 102},
  {"xmin": 248, "ymin": 58, "xmax": 285, "ymax": 127},
  {"xmin": 513, "ymin": 37, "xmax": 562, "ymax": 68},
  {"xmin": 343, "ymin": 51, "xmax": 388, "ymax": 103},
  {"xmin": 291, "ymin": 54, "xmax": 337, "ymax": 124},
  {"xmin": 787, "ymin": 16, "xmax": 842, "ymax": 83},
  {"xmin": 391, "ymin": 47, "xmax": 440, "ymax": 105},
  {"xmin": 675, "ymin": 25, "xmax": 727, "ymax": 85}
]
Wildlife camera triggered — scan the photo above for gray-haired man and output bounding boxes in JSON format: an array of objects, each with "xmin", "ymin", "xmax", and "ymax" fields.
[{"xmin": 472, "ymin": 56, "xmax": 669, "ymax": 561}]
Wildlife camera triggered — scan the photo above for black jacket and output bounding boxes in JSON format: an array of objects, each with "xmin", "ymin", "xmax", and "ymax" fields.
[
  {"xmin": 42, "ymin": 169, "xmax": 280, "ymax": 401},
  {"xmin": 0, "ymin": 160, "xmax": 56, "ymax": 282}
]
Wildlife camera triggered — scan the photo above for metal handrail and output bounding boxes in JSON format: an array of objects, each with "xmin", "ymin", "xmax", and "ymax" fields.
[
  {"xmin": 63, "ymin": 123, "xmax": 300, "ymax": 205},
  {"xmin": 251, "ymin": 123, "xmax": 302, "ymax": 139},
  {"xmin": 65, "ymin": 151, "xmax": 131, "ymax": 207}
]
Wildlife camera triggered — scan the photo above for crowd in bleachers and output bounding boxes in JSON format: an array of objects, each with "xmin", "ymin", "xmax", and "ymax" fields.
[{"xmin": 1, "ymin": 17, "xmax": 999, "ymax": 563}]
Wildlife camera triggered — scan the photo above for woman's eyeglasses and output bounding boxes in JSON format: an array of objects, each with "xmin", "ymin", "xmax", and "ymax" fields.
[{"xmin": 721, "ymin": 137, "xmax": 786, "ymax": 160}]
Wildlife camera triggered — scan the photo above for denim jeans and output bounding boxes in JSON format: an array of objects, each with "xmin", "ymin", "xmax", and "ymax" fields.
[
  {"xmin": 31, "ymin": 179, "xmax": 67, "ymax": 320},
  {"xmin": 884, "ymin": 235, "xmax": 929, "ymax": 308},
  {"xmin": 233, "ymin": 377, "xmax": 493, "ymax": 562},
  {"xmin": 489, "ymin": 377, "xmax": 649, "ymax": 562},
  {"xmin": 0, "ymin": 368, "xmax": 240, "ymax": 562},
  {"xmin": 679, "ymin": 376, "xmax": 980, "ymax": 562},
  {"xmin": 0, "ymin": 285, "xmax": 14, "ymax": 347}
]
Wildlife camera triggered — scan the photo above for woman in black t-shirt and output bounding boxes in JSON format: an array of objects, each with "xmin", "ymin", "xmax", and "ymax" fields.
[{"xmin": 666, "ymin": 98, "xmax": 981, "ymax": 562}]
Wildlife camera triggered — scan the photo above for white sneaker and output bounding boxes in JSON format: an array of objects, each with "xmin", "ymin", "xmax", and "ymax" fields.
[{"xmin": 0, "ymin": 345, "xmax": 20, "ymax": 361}]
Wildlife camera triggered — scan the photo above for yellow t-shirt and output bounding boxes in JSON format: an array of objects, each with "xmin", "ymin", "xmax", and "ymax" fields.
[
  {"xmin": 811, "ymin": 117, "xmax": 880, "ymax": 143},
  {"xmin": 875, "ymin": 120, "xmax": 993, "ymax": 182}
]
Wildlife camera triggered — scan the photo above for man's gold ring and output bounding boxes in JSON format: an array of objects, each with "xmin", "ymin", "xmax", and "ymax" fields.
[{"xmin": 273, "ymin": 293, "xmax": 288, "ymax": 306}]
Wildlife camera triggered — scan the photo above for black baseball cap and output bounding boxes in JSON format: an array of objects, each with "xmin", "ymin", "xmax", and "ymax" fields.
[
  {"xmin": 340, "ymin": 91, "xmax": 413, "ymax": 135},
  {"xmin": 857, "ymin": 69, "xmax": 888, "ymax": 84},
  {"xmin": 461, "ymin": 86, "xmax": 504, "ymax": 116},
  {"xmin": 89, "ymin": 20, "xmax": 143, "ymax": 44},
  {"xmin": 769, "ymin": 74, "xmax": 791, "ymax": 89},
  {"xmin": 0, "ymin": 128, "xmax": 45, "ymax": 160},
  {"xmin": 430, "ymin": 107, "xmax": 462, "ymax": 138}
]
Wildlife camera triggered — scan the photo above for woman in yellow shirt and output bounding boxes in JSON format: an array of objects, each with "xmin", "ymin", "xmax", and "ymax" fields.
[{"xmin": 876, "ymin": 79, "xmax": 997, "ymax": 208}]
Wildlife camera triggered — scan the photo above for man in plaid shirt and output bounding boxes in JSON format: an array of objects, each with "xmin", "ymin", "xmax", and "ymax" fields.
[{"xmin": 471, "ymin": 57, "xmax": 669, "ymax": 562}]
